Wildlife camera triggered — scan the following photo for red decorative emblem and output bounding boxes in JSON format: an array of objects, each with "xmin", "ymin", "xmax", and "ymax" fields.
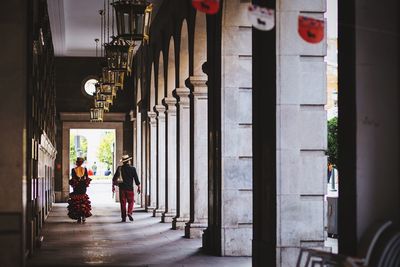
[
  {"xmin": 298, "ymin": 16, "xmax": 324, "ymax": 44},
  {"xmin": 192, "ymin": 0, "xmax": 220, "ymax": 15},
  {"xmin": 248, "ymin": 4, "xmax": 275, "ymax": 31}
]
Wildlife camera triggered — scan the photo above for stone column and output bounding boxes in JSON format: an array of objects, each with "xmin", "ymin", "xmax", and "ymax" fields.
[
  {"xmin": 153, "ymin": 105, "xmax": 166, "ymax": 217},
  {"xmin": 172, "ymin": 88, "xmax": 191, "ymax": 229},
  {"xmin": 131, "ymin": 114, "xmax": 137, "ymax": 168},
  {"xmin": 147, "ymin": 111, "xmax": 157, "ymax": 212},
  {"xmin": 204, "ymin": 1, "xmax": 254, "ymax": 256},
  {"xmin": 162, "ymin": 97, "xmax": 178, "ymax": 223},
  {"xmin": 141, "ymin": 119, "xmax": 147, "ymax": 208},
  {"xmin": 185, "ymin": 76, "xmax": 208, "ymax": 238},
  {"xmin": 275, "ymin": 2, "xmax": 327, "ymax": 265},
  {"xmin": 135, "ymin": 111, "xmax": 143, "ymax": 207}
]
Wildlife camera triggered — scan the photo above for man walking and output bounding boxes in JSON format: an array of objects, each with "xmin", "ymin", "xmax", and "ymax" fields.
[{"xmin": 112, "ymin": 154, "xmax": 141, "ymax": 222}]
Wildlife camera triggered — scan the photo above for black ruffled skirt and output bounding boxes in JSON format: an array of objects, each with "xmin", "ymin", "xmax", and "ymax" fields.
[{"xmin": 67, "ymin": 193, "xmax": 92, "ymax": 220}]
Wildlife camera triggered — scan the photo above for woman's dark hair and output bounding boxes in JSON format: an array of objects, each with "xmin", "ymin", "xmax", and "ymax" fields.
[{"xmin": 76, "ymin": 157, "xmax": 84, "ymax": 166}]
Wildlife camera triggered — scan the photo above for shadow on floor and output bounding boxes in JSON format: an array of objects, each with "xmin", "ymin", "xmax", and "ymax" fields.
[{"xmin": 27, "ymin": 203, "xmax": 251, "ymax": 267}]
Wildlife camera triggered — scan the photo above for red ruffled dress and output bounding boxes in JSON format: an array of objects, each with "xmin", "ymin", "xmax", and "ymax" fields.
[{"xmin": 67, "ymin": 167, "xmax": 92, "ymax": 221}]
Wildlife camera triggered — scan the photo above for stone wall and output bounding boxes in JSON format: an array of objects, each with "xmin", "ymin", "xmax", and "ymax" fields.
[
  {"xmin": 220, "ymin": 0, "xmax": 253, "ymax": 256},
  {"xmin": 338, "ymin": 0, "xmax": 400, "ymax": 254},
  {"xmin": 0, "ymin": 1, "xmax": 28, "ymax": 265},
  {"xmin": 276, "ymin": 0, "xmax": 327, "ymax": 265}
]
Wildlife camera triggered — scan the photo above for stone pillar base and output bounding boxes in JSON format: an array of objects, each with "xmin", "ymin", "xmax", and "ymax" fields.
[
  {"xmin": 146, "ymin": 206, "xmax": 156, "ymax": 213},
  {"xmin": 153, "ymin": 209, "xmax": 165, "ymax": 217},
  {"xmin": 185, "ymin": 222, "xmax": 207, "ymax": 238},
  {"xmin": 161, "ymin": 212, "xmax": 176, "ymax": 223},
  {"xmin": 59, "ymin": 191, "xmax": 69, "ymax": 203},
  {"xmin": 202, "ymin": 227, "xmax": 219, "ymax": 254},
  {"xmin": 172, "ymin": 217, "xmax": 190, "ymax": 230},
  {"xmin": 54, "ymin": 191, "xmax": 62, "ymax": 203}
]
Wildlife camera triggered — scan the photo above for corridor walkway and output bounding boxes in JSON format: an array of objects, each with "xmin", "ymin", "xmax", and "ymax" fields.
[{"xmin": 27, "ymin": 202, "xmax": 251, "ymax": 267}]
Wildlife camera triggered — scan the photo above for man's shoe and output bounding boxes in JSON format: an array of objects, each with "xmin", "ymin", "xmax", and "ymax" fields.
[
  {"xmin": 128, "ymin": 214, "xmax": 134, "ymax": 221},
  {"xmin": 121, "ymin": 218, "xmax": 126, "ymax": 222}
]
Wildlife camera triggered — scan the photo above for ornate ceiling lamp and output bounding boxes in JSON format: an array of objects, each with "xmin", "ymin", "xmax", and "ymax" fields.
[
  {"xmin": 102, "ymin": 67, "xmax": 125, "ymax": 90},
  {"xmin": 90, "ymin": 0, "xmax": 153, "ymax": 123},
  {"xmin": 105, "ymin": 37, "xmax": 137, "ymax": 75},
  {"xmin": 95, "ymin": 81, "xmax": 116, "ymax": 106},
  {"xmin": 94, "ymin": 89, "xmax": 111, "ymax": 111},
  {"xmin": 112, "ymin": 0, "xmax": 153, "ymax": 44},
  {"xmin": 104, "ymin": 0, "xmax": 153, "ymax": 76},
  {"xmin": 90, "ymin": 108, "xmax": 104, "ymax": 122}
]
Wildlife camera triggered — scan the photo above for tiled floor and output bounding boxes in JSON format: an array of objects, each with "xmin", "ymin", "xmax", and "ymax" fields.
[{"xmin": 27, "ymin": 182, "xmax": 251, "ymax": 267}]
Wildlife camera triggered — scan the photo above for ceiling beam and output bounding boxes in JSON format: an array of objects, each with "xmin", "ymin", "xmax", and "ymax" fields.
[{"xmin": 47, "ymin": 0, "xmax": 66, "ymax": 56}]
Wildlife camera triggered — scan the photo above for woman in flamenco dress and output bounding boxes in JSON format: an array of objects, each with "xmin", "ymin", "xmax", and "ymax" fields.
[{"xmin": 67, "ymin": 157, "xmax": 92, "ymax": 223}]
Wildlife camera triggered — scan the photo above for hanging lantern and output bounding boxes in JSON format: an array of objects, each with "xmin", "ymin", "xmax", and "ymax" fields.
[
  {"xmin": 94, "ymin": 91, "xmax": 111, "ymax": 111},
  {"xmin": 90, "ymin": 108, "xmax": 104, "ymax": 122},
  {"xmin": 94, "ymin": 97, "xmax": 111, "ymax": 112},
  {"xmin": 102, "ymin": 67, "xmax": 125, "ymax": 89},
  {"xmin": 114, "ymin": 70, "xmax": 125, "ymax": 89},
  {"xmin": 97, "ymin": 78, "xmax": 118, "ymax": 96},
  {"xmin": 95, "ymin": 82, "xmax": 114, "ymax": 108},
  {"xmin": 112, "ymin": 0, "xmax": 153, "ymax": 43},
  {"xmin": 105, "ymin": 37, "xmax": 137, "ymax": 74},
  {"xmin": 99, "ymin": 81, "xmax": 117, "ymax": 97}
]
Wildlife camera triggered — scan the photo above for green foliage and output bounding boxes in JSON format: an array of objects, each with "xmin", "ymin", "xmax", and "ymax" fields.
[
  {"xmin": 97, "ymin": 132, "xmax": 115, "ymax": 169},
  {"xmin": 327, "ymin": 117, "xmax": 338, "ymax": 167},
  {"xmin": 70, "ymin": 133, "xmax": 88, "ymax": 163},
  {"xmin": 70, "ymin": 134, "xmax": 77, "ymax": 164},
  {"xmin": 80, "ymin": 137, "xmax": 88, "ymax": 157}
]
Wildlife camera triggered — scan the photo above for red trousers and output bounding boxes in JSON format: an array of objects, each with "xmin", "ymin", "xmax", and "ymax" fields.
[{"xmin": 119, "ymin": 189, "xmax": 134, "ymax": 219}]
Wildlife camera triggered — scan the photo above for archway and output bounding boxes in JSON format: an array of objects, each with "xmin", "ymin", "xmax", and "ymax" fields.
[
  {"xmin": 157, "ymin": 51, "xmax": 165, "ymax": 104},
  {"xmin": 59, "ymin": 114, "xmax": 124, "ymax": 203},
  {"xmin": 167, "ymin": 37, "xmax": 176, "ymax": 97},
  {"xmin": 179, "ymin": 20, "xmax": 189, "ymax": 88},
  {"xmin": 69, "ymin": 128, "xmax": 116, "ymax": 205}
]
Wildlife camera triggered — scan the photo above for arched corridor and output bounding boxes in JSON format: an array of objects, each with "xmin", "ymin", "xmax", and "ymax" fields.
[{"xmin": 2, "ymin": 0, "xmax": 400, "ymax": 266}]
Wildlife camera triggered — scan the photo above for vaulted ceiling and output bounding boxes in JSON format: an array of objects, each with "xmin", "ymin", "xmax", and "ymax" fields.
[{"xmin": 48, "ymin": 0, "xmax": 162, "ymax": 57}]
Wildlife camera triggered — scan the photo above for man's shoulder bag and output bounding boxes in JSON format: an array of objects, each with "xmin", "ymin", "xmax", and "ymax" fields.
[{"xmin": 116, "ymin": 166, "xmax": 123, "ymax": 184}]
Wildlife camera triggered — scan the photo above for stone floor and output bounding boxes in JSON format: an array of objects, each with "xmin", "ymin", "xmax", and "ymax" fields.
[{"xmin": 27, "ymin": 182, "xmax": 251, "ymax": 267}]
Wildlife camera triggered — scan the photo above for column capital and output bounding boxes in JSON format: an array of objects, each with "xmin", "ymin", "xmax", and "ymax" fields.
[
  {"xmin": 190, "ymin": 76, "xmax": 208, "ymax": 96},
  {"xmin": 189, "ymin": 75, "xmax": 207, "ymax": 87},
  {"xmin": 155, "ymin": 105, "xmax": 166, "ymax": 119},
  {"xmin": 164, "ymin": 97, "xmax": 177, "ymax": 113},
  {"xmin": 176, "ymin": 87, "xmax": 191, "ymax": 106},
  {"xmin": 148, "ymin": 111, "xmax": 157, "ymax": 119},
  {"xmin": 164, "ymin": 97, "xmax": 177, "ymax": 106},
  {"xmin": 148, "ymin": 111, "xmax": 157, "ymax": 125}
]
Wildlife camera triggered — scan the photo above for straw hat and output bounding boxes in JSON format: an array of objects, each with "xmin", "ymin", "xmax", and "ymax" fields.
[{"xmin": 120, "ymin": 154, "xmax": 132, "ymax": 163}]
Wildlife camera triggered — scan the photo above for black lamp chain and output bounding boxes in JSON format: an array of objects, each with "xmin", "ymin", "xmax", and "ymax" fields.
[
  {"xmin": 103, "ymin": 0, "xmax": 106, "ymax": 56},
  {"xmin": 100, "ymin": 9, "xmax": 103, "ymax": 57},
  {"xmin": 107, "ymin": 0, "xmax": 110, "ymax": 43},
  {"xmin": 112, "ymin": 0, "xmax": 115, "ymax": 37}
]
